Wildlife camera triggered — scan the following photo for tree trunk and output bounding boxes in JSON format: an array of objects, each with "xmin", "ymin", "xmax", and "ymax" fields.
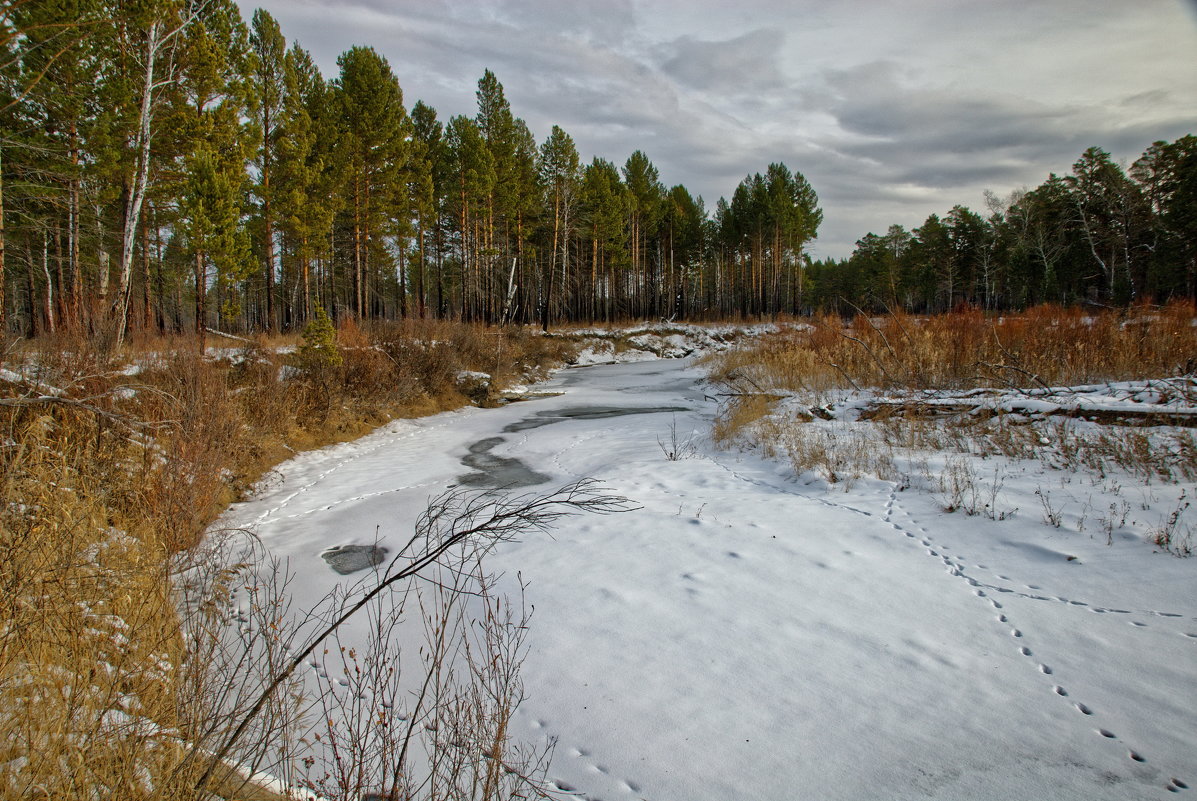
[
  {"xmin": 416, "ymin": 224, "xmax": 427, "ymax": 318},
  {"xmin": 195, "ymin": 250, "xmax": 207, "ymax": 353},
  {"xmin": 543, "ymin": 188, "xmax": 560, "ymax": 332},
  {"xmin": 397, "ymin": 234, "xmax": 407, "ymax": 318},
  {"xmin": 142, "ymin": 208, "xmax": 152, "ymax": 331},
  {"xmin": 301, "ymin": 238, "xmax": 311, "ymax": 323},
  {"xmin": 353, "ymin": 175, "xmax": 363, "ymax": 318},
  {"xmin": 262, "ymin": 113, "xmax": 276, "ymax": 332},
  {"xmin": 0, "ymin": 145, "xmax": 6, "ymax": 338},
  {"xmin": 70, "ymin": 172, "xmax": 81, "ymax": 329},
  {"xmin": 115, "ymin": 21, "xmax": 162, "ymax": 349},
  {"xmin": 42, "ymin": 231, "xmax": 55, "ymax": 334}
]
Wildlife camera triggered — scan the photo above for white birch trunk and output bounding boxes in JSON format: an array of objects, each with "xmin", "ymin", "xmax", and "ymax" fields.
[{"xmin": 114, "ymin": 21, "xmax": 161, "ymax": 349}]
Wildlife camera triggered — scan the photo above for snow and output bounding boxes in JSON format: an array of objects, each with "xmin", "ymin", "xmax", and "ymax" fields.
[{"xmin": 214, "ymin": 352, "xmax": 1197, "ymax": 800}]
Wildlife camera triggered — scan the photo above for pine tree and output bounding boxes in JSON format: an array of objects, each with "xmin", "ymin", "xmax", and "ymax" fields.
[
  {"xmin": 1133, "ymin": 136, "xmax": 1197, "ymax": 298},
  {"xmin": 580, "ymin": 158, "xmax": 629, "ymax": 321},
  {"xmin": 332, "ymin": 46, "xmax": 408, "ymax": 319},
  {"xmin": 1067, "ymin": 147, "xmax": 1148, "ymax": 303},
  {"xmin": 250, "ymin": 9, "xmax": 286, "ymax": 331},
  {"xmin": 173, "ymin": 0, "xmax": 253, "ymax": 344},
  {"xmin": 445, "ymin": 114, "xmax": 493, "ymax": 321},
  {"xmin": 622, "ymin": 150, "xmax": 663, "ymax": 317},
  {"xmin": 410, "ymin": 100, "xmax": 445, "ymax": 318},
  {"xmin": 538, "ymin": 125, "xmax": 579, "ymax": 330}
]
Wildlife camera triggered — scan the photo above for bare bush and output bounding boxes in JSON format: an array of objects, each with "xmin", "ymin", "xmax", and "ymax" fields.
[
  {"xmin": 186, "ymin": 480, "xmax": 634, "ymax": 800},
  {"xmin": 657, "ymin": 416, "xmax": 699, "ymax": 461},
  {"xmin": 1150, "ymin": 491, "xmax": 1194, "ymax": 556}
]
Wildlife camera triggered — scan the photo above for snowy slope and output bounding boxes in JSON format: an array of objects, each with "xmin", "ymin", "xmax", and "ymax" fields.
[{"xmin": 216, "ymin": 357, "xmax": 1197, "ymax": 800}]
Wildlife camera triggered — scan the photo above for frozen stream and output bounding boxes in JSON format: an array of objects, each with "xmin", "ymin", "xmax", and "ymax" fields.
[{"xmin": 218, "ymin": 357, "xmax": 1197, "ymax": 800}]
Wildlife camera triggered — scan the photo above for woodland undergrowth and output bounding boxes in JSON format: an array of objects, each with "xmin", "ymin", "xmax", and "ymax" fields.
[{"xmin": 0, "ymin": 318, "xmax": 578, "ymax": 800}]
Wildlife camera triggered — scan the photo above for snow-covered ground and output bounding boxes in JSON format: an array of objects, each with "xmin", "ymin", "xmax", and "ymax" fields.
[{"xmin": 216, "ymin": 353, "xmax": 1197, "ymax": 800}]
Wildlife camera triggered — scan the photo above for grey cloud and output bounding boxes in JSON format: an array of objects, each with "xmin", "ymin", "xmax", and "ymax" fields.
[
  {"xmin": 659, "ymin": 28, "xmax": 786, "ymax": 93},
  {"xmin": 489, "ymin": 0, "xmax": 637, "ymax": 45},
  {"xmin": 238, "ymin": 0, "xmax": 1197, "ymax": 259},
  {"xmin": 815, "ymin": 61, "xmax": 1184, "ymax": 197}
]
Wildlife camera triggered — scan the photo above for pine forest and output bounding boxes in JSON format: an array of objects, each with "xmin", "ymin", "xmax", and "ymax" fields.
[{"xmin": 2, "ymin": 1, "xmax": 1195, "ymax": 346}]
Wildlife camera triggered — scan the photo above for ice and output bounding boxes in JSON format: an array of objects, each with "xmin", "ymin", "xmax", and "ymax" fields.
[{"xmin": 215, "ymin": 355, "xmax": 1197, "ymax": 801}]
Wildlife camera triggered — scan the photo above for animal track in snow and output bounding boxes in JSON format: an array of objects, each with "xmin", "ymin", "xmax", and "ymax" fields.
[{"xmin": 882, "ymin": 483, "xmax": 1192, "ymax": 788}]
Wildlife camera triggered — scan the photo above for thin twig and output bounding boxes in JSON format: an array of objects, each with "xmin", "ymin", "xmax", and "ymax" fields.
[{"xmin": 194, "ymin": 479, "xmax": 633, "ymax": 796}]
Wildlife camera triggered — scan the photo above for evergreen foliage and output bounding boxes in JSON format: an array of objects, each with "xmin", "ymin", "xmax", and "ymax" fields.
[
  {"xmin": 296, "ymin": 304, "xmax": 341, "ymax": 370},
  {"xmin": 1, "ymin": 7, "xmax": 1193, "ymax": 338}
]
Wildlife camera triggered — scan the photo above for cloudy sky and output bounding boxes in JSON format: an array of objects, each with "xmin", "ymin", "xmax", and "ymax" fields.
[{"xmin": 236, "ymin": 0, "xmax": 1197, "ymax": 259}]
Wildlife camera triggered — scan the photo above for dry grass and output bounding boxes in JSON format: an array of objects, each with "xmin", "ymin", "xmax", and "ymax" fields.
[
  {"xmin": 0, "ymin": 321, "xmax": 579, "ymax": 800},
  {"xmin": 711, "ymin": 394, "xmax": 776, "ymax": 449},
  {"xmin": 708, "ymin": 302, "xmax": 1197, "ymax": 397},
  {"xmin": 707, "ymin": 304, "xmax": 1197, "ymax": 534}
]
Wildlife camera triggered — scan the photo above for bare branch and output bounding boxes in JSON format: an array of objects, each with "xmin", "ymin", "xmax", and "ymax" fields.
[{"xmin": 194, "ymin": 479, "xmax": 635, "ymax": 796}]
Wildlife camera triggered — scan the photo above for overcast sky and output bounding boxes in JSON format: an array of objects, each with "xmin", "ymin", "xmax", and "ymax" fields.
[{"xmin": 236, "ymin": 0, "xmax": 1197, "ymax": 259}]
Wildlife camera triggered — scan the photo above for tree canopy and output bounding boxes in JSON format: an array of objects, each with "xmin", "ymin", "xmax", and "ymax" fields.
[{"xmin": 2, "ymin": 4, "xmax": 1192, "ymax": 340}]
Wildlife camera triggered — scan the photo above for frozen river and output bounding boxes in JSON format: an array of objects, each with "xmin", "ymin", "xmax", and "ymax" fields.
[{"xmin": 219, "ymin": 357, "xmax": 1197, "ymax": 800}]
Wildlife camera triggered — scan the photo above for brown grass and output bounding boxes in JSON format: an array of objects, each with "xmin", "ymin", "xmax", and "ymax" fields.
[
  {"xmin": 706, "ymin": 304, "xmax": 1197, "ymax": 507},
  {"xmin": 708, "ymin": 301, "xmax": 1197, "ymax": 397},
  {"xmin": 0, "ymin": 320, "xmax": 577, "ymax": 800}
]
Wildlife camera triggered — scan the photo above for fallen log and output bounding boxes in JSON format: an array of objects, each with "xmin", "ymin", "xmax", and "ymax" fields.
[{"xmin": 855, "ymin": 398, "xmax": 1197, "ymax": 427}]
